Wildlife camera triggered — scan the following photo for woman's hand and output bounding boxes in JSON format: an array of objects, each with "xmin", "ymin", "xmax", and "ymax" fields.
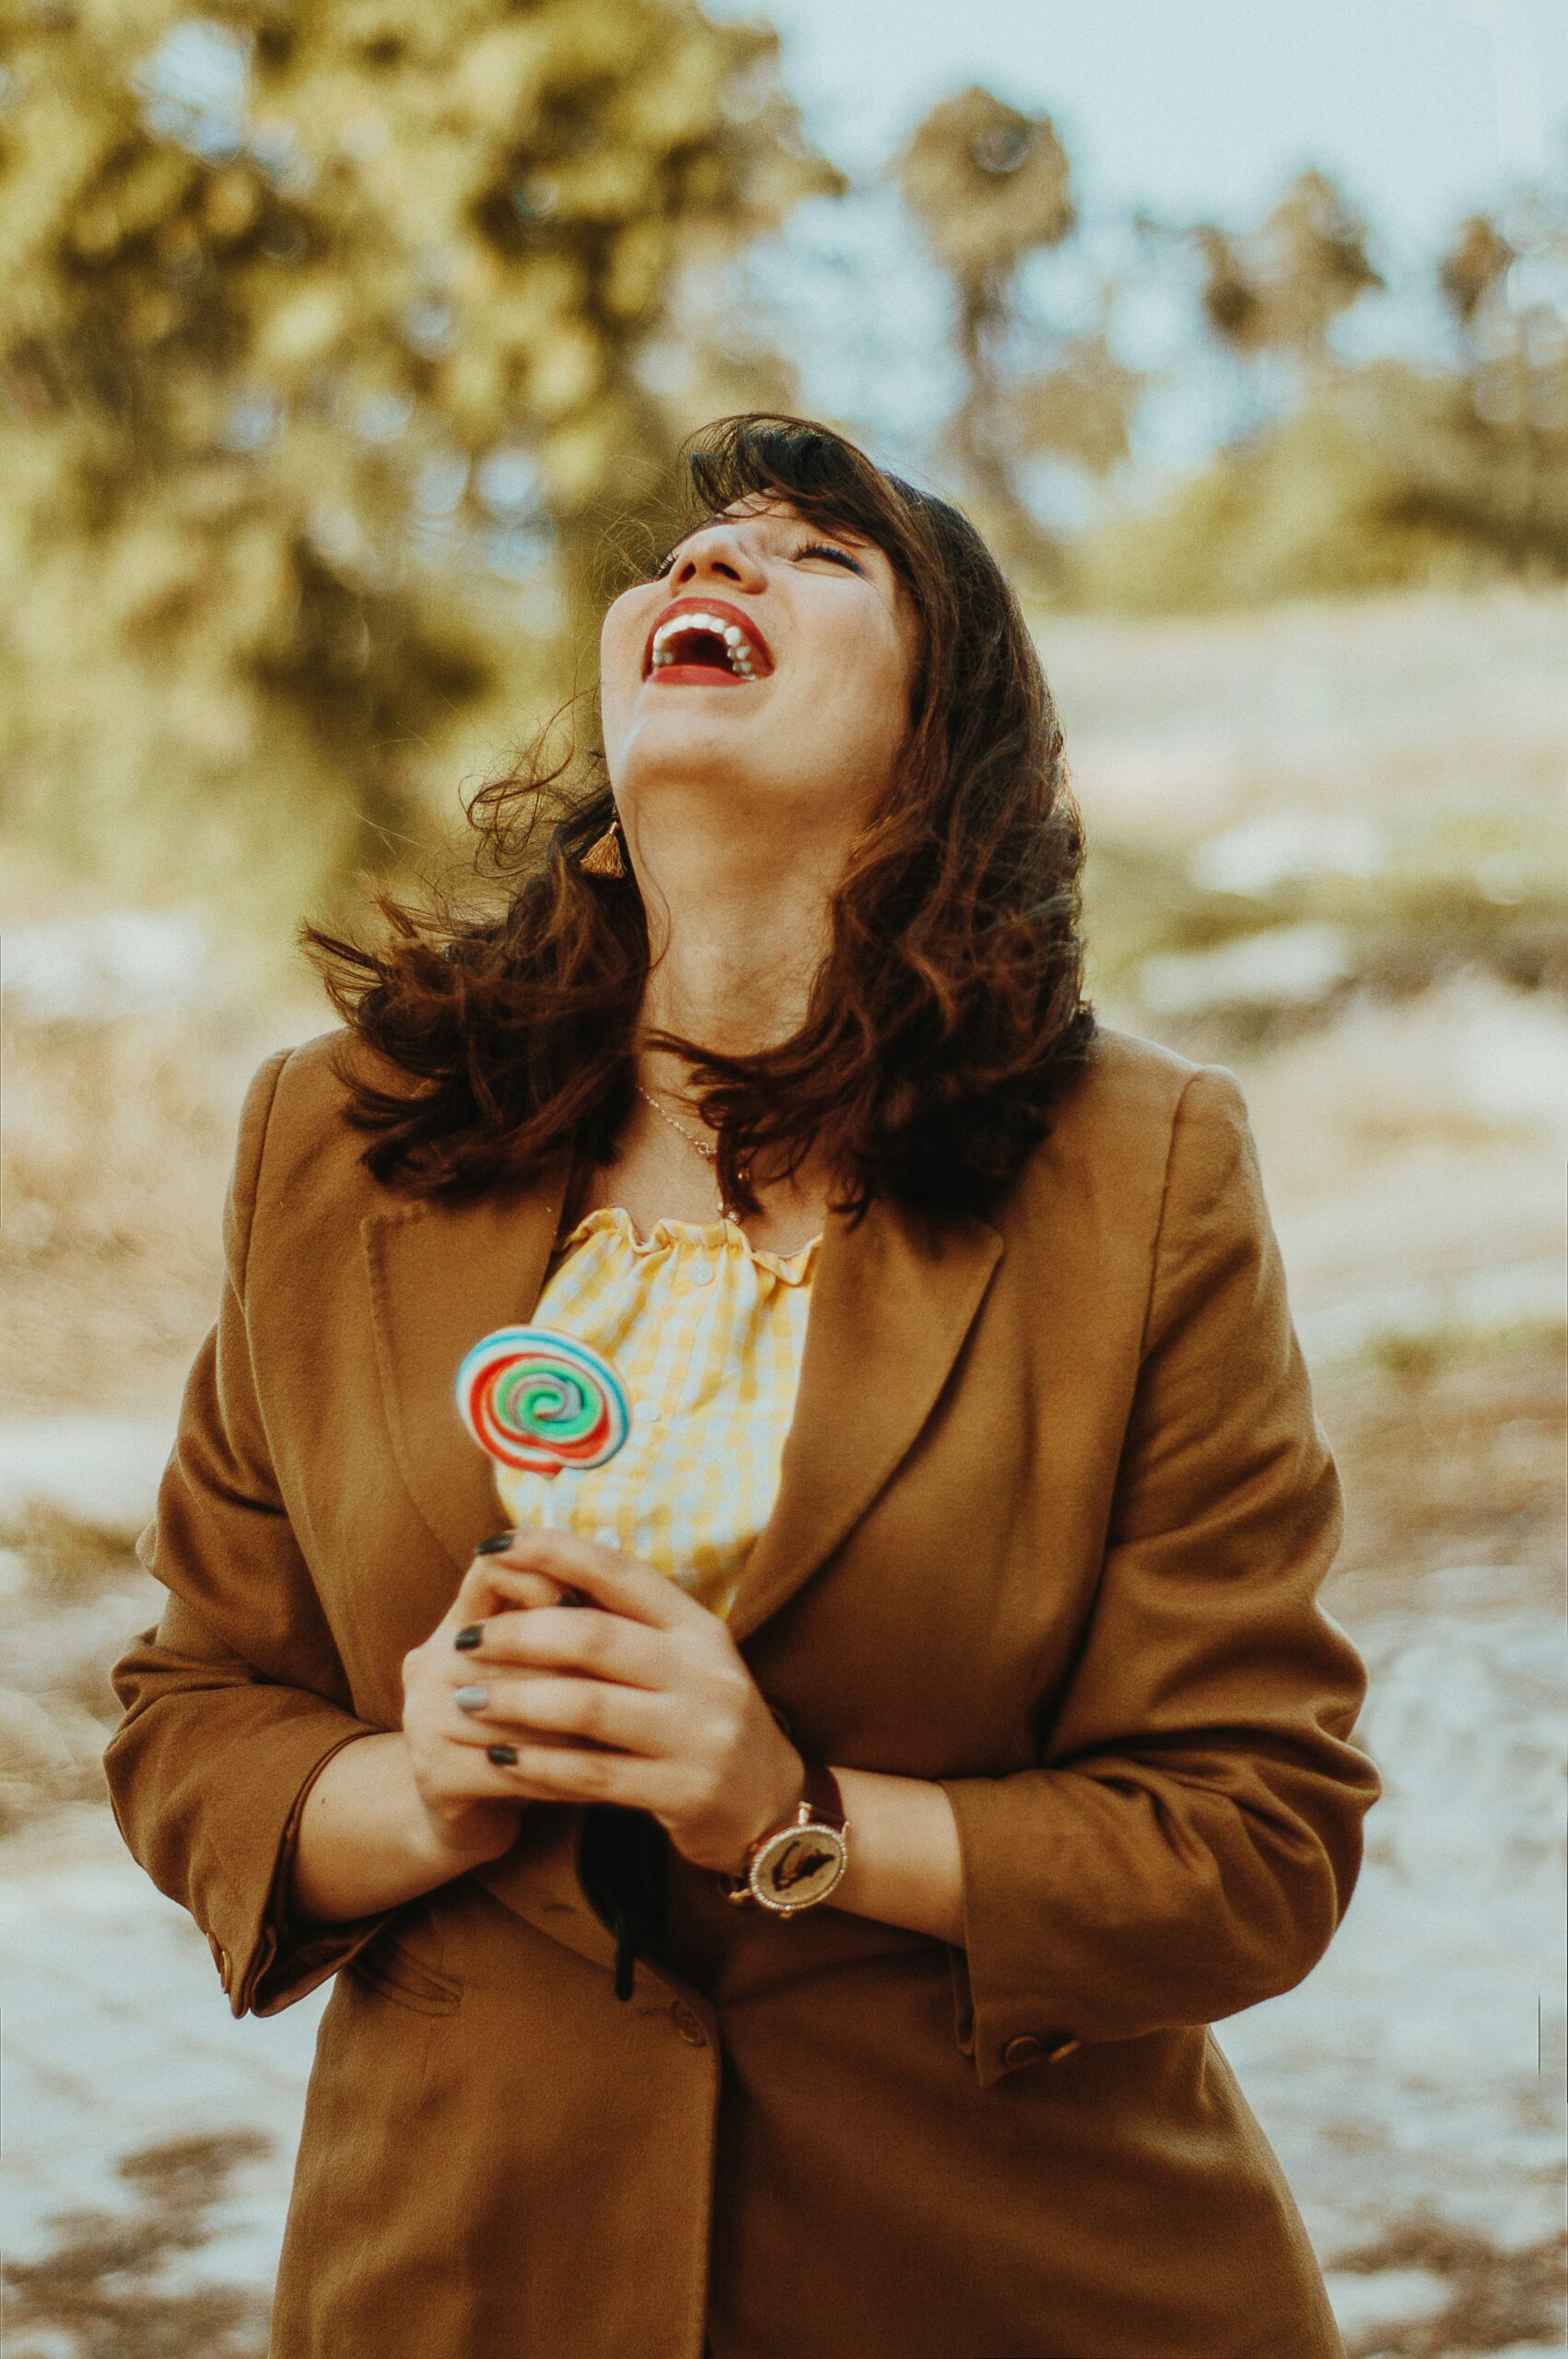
[
  {"xmin": 296, "ymin": 1531, "xmax": 963, "ymax": 1942},
  {"xmin": 435, "ymin": 1529, "xmax": 807, "ymax": 1875},
  {"xmin": 399, "ymin": 1550, "xmax": 594, "ymax": 1872}
]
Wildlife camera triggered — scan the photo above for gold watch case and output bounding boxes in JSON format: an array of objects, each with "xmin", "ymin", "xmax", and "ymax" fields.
[{"xmin": 725, "ymin": 1801, "xmax": 849, "ymax": 1916}]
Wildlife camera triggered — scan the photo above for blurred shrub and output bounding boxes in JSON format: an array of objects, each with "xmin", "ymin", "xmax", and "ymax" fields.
[
  {"xmin": 0, "ymin": 0, "xmax": 839, "ymax": 923},
  {"xmin": 1070, "ymin": 356, "xmax": 1568, "ymax": 612},
  {"xmin": 1071, "ymin": 177, "xmax": 1568, "ymax": 614}
]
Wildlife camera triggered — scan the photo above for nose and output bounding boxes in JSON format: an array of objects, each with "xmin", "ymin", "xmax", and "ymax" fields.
[{"xmin": 670, "ymin": 525, "xmax": 766, "ymax": 594}]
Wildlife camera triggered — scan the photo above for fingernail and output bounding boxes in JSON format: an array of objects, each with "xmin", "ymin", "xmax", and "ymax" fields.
[
  {"xmin": 486, "ymin": 1743, "xmax": 518, "ymax": 1766},
  {"xmin": 454, "ymin": 1625, "xmax": 484, "ymax": 1651},
  {"xmin": 454, "ymin": 1685, "xmax": 489, "ymax": 1712},
  {"xmin": 474, "ymin": 1532, "xmax": 517, "ymax": 1557}
]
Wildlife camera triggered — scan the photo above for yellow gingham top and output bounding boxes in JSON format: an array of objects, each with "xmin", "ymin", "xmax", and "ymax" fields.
[{"xmin": 494, "ymin": 1204, "xmax": 819, "ymax": 1622}]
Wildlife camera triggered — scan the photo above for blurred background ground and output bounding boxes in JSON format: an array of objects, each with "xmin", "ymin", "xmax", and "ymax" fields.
[{"xmin": 2, "ymin": 3, "xmax": 1565, "ymax": 2353}]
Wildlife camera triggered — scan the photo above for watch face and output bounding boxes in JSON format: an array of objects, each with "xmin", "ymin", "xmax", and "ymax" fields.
[{"xmin": 751, "ymin": 1821, "xmax": 848, "ymax": 1911}]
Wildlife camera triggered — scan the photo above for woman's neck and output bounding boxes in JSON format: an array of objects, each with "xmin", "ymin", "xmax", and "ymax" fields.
[
  {"xmin": 593, "ymin": 804, "xmax": 843, "ymax": 1245},
  {"xmin": 630, "ymin": 813, "xmax": 844, "ymax": 1061}
]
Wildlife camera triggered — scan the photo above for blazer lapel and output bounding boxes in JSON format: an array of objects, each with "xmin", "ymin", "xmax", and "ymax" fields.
[
  {"xmin": 362, "ymin": 1149, "xmax": 575, "ymax": 1574},
  {"xmin": 727, "ymin": 1198, "xmax": 1004, "ymax": 1645}
]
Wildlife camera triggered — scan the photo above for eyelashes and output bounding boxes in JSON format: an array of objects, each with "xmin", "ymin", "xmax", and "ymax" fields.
[
  {"xmin": 792, "ymin": 540, "xmax": 867, "ymax": 575},
  {"xmin": 648, "ymin": 537, "xmax": 866, "ymax": 581}
]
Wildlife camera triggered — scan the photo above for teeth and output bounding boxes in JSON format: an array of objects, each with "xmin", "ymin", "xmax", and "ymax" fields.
[{"xmin": 649, "ymin": 609, "xmax": 762, "ymax": 677}]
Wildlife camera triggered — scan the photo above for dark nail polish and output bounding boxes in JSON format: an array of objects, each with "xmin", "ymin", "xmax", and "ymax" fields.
[
  {"xmin": 454, "ymin": 1685, "xmax": 489, "ymax": 1712},
  {"xmin": 486, "ymin": 1743, "xmax": 519, "ymax": 1766},
  {"xmin": 454, "ymin": 1625, "xmax": 484, "ymax": 1651},
  {"xmin": 474, "ymin": 1532, "xmax": 517, "ymax": 1556}
]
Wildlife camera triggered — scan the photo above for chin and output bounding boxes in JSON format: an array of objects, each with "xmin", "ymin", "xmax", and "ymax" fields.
[
  {"xmin": 621, "ymin": 704, "xmax": 771, "ymax": 776},
  {"xmin": 622, "ymin": 758, "xmax": 815, "ymax": 829}
]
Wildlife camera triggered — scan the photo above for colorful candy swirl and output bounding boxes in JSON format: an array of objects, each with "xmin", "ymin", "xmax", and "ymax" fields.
[{"xmin": 455, "ymin": 1326, "xmax": 631, "ymax": 1478}]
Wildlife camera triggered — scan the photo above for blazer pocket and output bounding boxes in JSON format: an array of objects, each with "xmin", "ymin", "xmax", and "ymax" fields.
[{"xmin": 346, "ymin": 1914, "xmax": 463, "ymax": 2016}]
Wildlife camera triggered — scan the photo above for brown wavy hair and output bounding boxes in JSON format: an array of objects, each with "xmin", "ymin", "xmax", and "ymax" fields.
[{"xmin": 306, "ymin": 413, "xmax": 1096, "ymax": 1225}]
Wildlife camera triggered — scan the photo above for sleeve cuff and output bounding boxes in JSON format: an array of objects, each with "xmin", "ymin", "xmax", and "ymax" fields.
[
  {"xmin": 940, "ymin": 1775, "xmax": 1084, "ymax": 2089},
  {"xmin": 211, "ymin": 1721, "xmax": 399, "ymax": 2017}
]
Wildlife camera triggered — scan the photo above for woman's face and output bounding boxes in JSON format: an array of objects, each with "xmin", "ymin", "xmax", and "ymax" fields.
[{"xmin": 598, "ymin": 496, "xmax": 919, "ymax": 849}]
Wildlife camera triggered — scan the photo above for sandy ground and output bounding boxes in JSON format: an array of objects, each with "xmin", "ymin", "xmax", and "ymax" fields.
[{"xmin": 2, "ymin": 585, "xmax": 1564, "ymax": 2355}]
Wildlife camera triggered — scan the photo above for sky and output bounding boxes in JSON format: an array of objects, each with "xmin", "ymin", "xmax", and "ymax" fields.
[
  {"xmin": 706, "ymin": 0, "xmax": 1568, "ymax": 484},
  {"xmin": 719, "ymin": 0, "xmax": 1568, "ymax": 246}
]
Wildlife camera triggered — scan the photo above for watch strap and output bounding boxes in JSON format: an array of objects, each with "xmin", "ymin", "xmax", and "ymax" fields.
[{"xmin": 797, "ymin": 1759, "xmax": 847, "ymax": 1834}]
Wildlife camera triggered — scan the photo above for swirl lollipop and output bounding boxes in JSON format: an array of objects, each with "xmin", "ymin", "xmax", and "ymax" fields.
[{"xmin": 455, "ymin": 1325, "xmax": 631, "ymax": 1525}]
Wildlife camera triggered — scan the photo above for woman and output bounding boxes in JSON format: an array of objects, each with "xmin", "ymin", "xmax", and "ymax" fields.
[{"xmin": 107, "ymin": 413, "xmax": 1380, "ymax": 2359}]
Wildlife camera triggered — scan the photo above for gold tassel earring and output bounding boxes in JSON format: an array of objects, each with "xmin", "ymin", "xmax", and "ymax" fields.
[{"xmin": 581, "ymin": 816, "xmax": 626, "ymax": 878}]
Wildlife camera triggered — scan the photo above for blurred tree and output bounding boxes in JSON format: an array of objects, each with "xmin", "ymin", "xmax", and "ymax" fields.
[
  {"xmin": 1006, "ymin": 300, "xmax": 1147, "ymax": 481},
  {"xmin": 1421, "ymin": 184, "xmax": 1568, "ymax": 572},
  {"xmin": 1193, "ymin": 168, "xmax": 1385, "ymax": 391},
  {"xmin": 1437, "ymin": 210, "xmax": 1516, "ymax": 343},
  {"xmin": 894, "ymin": 85, "xmax": 1074, "ymax": 296},
  {"xmin": 0, "ymin": 0, "xmax": 838, "ymax": 922},
  {"xmin": 1074, "ymin": 172, "xmax": 1567, "ymax": 610},
  {"xmin": 895, "ymin": 86, "xmax": 1076, "ymax": 588}
]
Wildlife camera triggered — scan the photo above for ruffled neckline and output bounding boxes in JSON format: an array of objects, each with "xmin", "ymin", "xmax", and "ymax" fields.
[{"xmin": 554, "ymin": 1202, "xmax": 821, "ymax": 1286}]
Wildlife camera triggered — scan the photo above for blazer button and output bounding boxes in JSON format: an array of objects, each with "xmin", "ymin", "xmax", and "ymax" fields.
[
  {"xmin": 208, "ymin": 1935, "xmax": 231, "ymax": 1993},
  {"xmin": 1003, "ymin": 2032, "xmax": 1080, "ymax": 2068},
  {"xmin": 669, "ymin": 2000, "xmax": 708, "ymax": 2048}
]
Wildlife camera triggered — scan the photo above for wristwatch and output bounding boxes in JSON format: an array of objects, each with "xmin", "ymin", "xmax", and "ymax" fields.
[{"xmin": 720, "ymin": 1763, "xmax": 850, "ymax": 1916}]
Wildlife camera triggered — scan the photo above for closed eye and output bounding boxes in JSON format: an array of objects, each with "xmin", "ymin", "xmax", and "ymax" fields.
[
  {"xmin": 644, "ymin": 531, "xmax": 868, "ymax": 582},
  {"xmin": 793, "ymin": 540, "xmax": 867, "ymax": 575}
]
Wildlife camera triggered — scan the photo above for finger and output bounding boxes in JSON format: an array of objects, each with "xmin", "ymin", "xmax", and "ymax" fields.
[
  {"xmin": 440, "ymin": 1706, "xmax": 611, "ymax": 1755},
  {"xmin": 478, "ymin": 1529, "xmax": 702, "ymax": 1633},
  {"xmin": 463, "ymin": 1605, "xmax": 672, "ymax": 1691},
  {"xmin": 432, "ymin": 1669, "xmax": 619, "ymax": 1753},
  {"xmin": 483, "ymin": 1740, "xmax": 688, "ymax": 1813},
  {"xmin": 445, "ymin": 1555, "xmax": 584, "ymax": 1636},
  {"xmin": 466, "ymin": 1754, "xmax": 599, "ymax": 1804},
  {"xmin": 411, "ymin": 1692, "xmax": 615, "ymax": 1779},
  {"xmin": 450, "ymin": 1673, "xmax": 673, "ymax": 1757}
]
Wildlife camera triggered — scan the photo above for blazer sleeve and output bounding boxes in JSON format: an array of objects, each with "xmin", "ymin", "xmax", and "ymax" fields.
[
  {"xmin": 103, "ymin": 1049, "xmax": 393, "ymax": 2018},
  {"xmin": 939, "ymin": 1063, "xmax": 1382, "ymax": 2088}
]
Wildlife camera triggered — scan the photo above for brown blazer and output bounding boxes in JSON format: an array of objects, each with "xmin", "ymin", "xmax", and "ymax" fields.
[{"xmin": 106, "ymin": 1022, "xmax": 1379, "ymax": 2359}]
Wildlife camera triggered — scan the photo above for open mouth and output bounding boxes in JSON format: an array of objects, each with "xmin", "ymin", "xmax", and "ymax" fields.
[{"xmin": 643, "ymin": 597, "xmax": 772, "ymax": 687}]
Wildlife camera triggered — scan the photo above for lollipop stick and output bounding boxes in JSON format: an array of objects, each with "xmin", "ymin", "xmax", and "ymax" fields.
[{"xmin": 539, "ymin": 1483, "xmax": 555, "ymax": 1532}]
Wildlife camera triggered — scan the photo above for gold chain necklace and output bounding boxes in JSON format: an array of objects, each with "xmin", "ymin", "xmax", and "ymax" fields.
[{"xmin": 634, "ymin": 1081, "xmax": 740, "ymax": 1223}]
